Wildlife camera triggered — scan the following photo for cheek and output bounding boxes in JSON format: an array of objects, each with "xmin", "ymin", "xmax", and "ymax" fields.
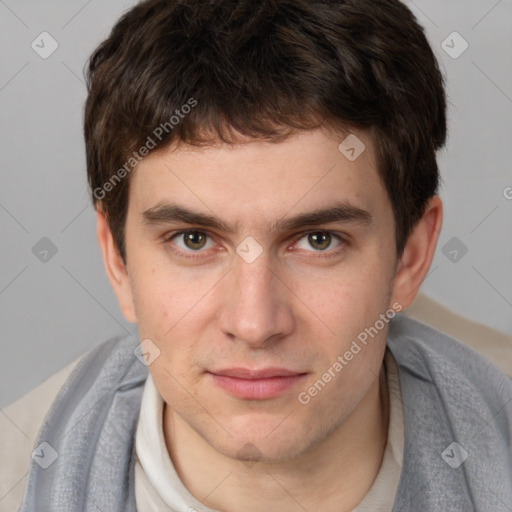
[
  {"xmin": 130, "ymin": 263, "xmax": 214, "ymax": 371},
  {"xmin": 289, "ymin": 256, "xmax": 394, "ymax": 391},
  {"xmin": 293, "ymin": 261, "xmax": 392, "ymax": 335},
  {"xmin": 296, "ymin": 274, "xmax": 390, "ymax": 418},
  {"xmin": 129, "ymin": 256, "xmax": 199, "ymax": 332}
]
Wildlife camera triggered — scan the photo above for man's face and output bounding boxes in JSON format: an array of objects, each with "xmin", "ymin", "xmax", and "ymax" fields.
[{"xmin": 123, "ymin": 127, "xmax": 399, "ymax": 463}]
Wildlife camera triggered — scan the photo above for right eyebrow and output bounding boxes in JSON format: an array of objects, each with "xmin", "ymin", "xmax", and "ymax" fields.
[{"xmin": 141, "ymin": 203, "xmax": 235, "ymax": 233}]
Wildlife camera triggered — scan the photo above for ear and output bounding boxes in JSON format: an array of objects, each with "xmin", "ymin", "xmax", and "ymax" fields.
[
  {"xmin": 95, "ymin": 209, "xmax": 138, "ymax": 323},
  {"xmin": 390, "ymin": 196, "xmax": 443, "ymax": 310}
]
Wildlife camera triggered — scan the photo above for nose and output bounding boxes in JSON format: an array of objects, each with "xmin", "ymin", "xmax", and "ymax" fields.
[{"xmin": 217, "ymin": 249, "xmax": 295, "ymax": 348}]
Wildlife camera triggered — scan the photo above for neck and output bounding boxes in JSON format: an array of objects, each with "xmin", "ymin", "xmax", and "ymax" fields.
[{"xmin": 164, "ymin": 364, "xmax": 389, "ymax": 512}]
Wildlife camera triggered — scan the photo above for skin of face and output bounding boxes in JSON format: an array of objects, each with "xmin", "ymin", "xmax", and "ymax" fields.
[{"xmin": 96, "ymin": 126, "xmax": 442, "ymax": 511}]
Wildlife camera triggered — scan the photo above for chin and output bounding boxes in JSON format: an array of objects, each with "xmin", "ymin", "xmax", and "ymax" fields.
[{"xmin": 206, "ymin": 420, "xmax": 317, "ymax": 466}]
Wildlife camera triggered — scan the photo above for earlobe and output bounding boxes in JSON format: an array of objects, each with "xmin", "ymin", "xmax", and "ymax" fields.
[
  {"xmin": 391, "ymin": 196, "xmax": 443, "ymax": 310},
  {"xmin": 95, "ymin": 209, "xmax": 138, "ymax": 323}
]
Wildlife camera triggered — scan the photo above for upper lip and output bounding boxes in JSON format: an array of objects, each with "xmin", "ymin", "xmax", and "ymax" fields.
[{"xmin": 209, "ymin": 367, "xmax": 307, "ymax": 379}]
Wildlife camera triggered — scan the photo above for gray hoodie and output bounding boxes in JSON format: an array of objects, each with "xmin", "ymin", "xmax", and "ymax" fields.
[{"xmin": 19, "ymin": 315, "xmax": 512, "ymax": 511}]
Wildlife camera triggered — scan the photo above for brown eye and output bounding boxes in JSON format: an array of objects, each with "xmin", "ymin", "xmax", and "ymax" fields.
[
  {"xmin": 168, "ymin": 230, "xmax": 215, "ymax": 252},
  {"xmin": 183, "ymin": 231, "xmax": 208, "ymax": 250},
  {"xmin": 308, "ymin": 232, "xmax": 332, "ymax": 251},
  {"xmin": 294, "ymin": 231, "xmax": 343, "ymax": 254}
]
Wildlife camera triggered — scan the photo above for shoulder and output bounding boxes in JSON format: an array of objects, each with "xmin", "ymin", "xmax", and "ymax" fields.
[
  {"xmin": 388, "ymin": 313, "xmax": 512, "ymax": 452},
  {"xmin": 388, "ymin": 315, "xmax": 512, "ymax": 507},
  {"xmin": 0, "ymin": 332, "xmax": 143, "ymax": 512},
  {"xmin": 404, "ymin": 292, "xmax": 512, "ymax": 377},
  {"xmin": 388, "ymin": 313, "xmax": 512, "ymax": 400},
  {"xmin": 1, "ymin": 358, "xmax": 80, "ymax": 512}
]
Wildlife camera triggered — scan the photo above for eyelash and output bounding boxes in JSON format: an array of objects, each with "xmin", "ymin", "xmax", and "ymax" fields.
[{"xmin": 162, "ymin": 229, "xmax": 349, "ymax": 260}]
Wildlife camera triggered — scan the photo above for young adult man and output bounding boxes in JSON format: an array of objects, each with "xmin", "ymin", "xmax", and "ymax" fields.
[{"xmin": 19, "ymin": 0, "xmax": 512, "ymax": 510}]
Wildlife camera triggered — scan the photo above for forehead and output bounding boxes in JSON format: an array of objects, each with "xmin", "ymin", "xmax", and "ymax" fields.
[{"xmin": 127, "ymin": 127, "xmax": 390, "ymax": 231}]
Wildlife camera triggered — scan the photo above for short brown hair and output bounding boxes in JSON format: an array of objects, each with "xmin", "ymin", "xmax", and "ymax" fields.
[{"xmin": 84, "ymin": 0, "xmax": 447, "ymax": 264}]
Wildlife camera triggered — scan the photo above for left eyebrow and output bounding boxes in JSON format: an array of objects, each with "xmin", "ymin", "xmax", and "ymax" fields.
[
  {"xmin": 140, "ymin": 201, "xmax": 372, "ymax": 233},
  {"xmin": 272, "ymin": 202, "xmax": 372, "ymax": 231}
]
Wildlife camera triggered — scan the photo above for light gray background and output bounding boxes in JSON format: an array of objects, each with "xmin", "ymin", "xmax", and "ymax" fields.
[{"xmin": 1, "ymin": 0, "xmax": 511, "ymax": 409}]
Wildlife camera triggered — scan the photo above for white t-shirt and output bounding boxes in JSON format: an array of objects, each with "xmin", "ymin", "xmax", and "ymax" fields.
[{"xmin": 134, "ymin": 349, "xmax": 404, "ymax": 512}]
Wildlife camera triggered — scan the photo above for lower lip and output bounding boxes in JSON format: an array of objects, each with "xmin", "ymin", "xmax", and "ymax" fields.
[{"xmin": 209, "ymin": 373, "xmax": 307, "ymax": 400}]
